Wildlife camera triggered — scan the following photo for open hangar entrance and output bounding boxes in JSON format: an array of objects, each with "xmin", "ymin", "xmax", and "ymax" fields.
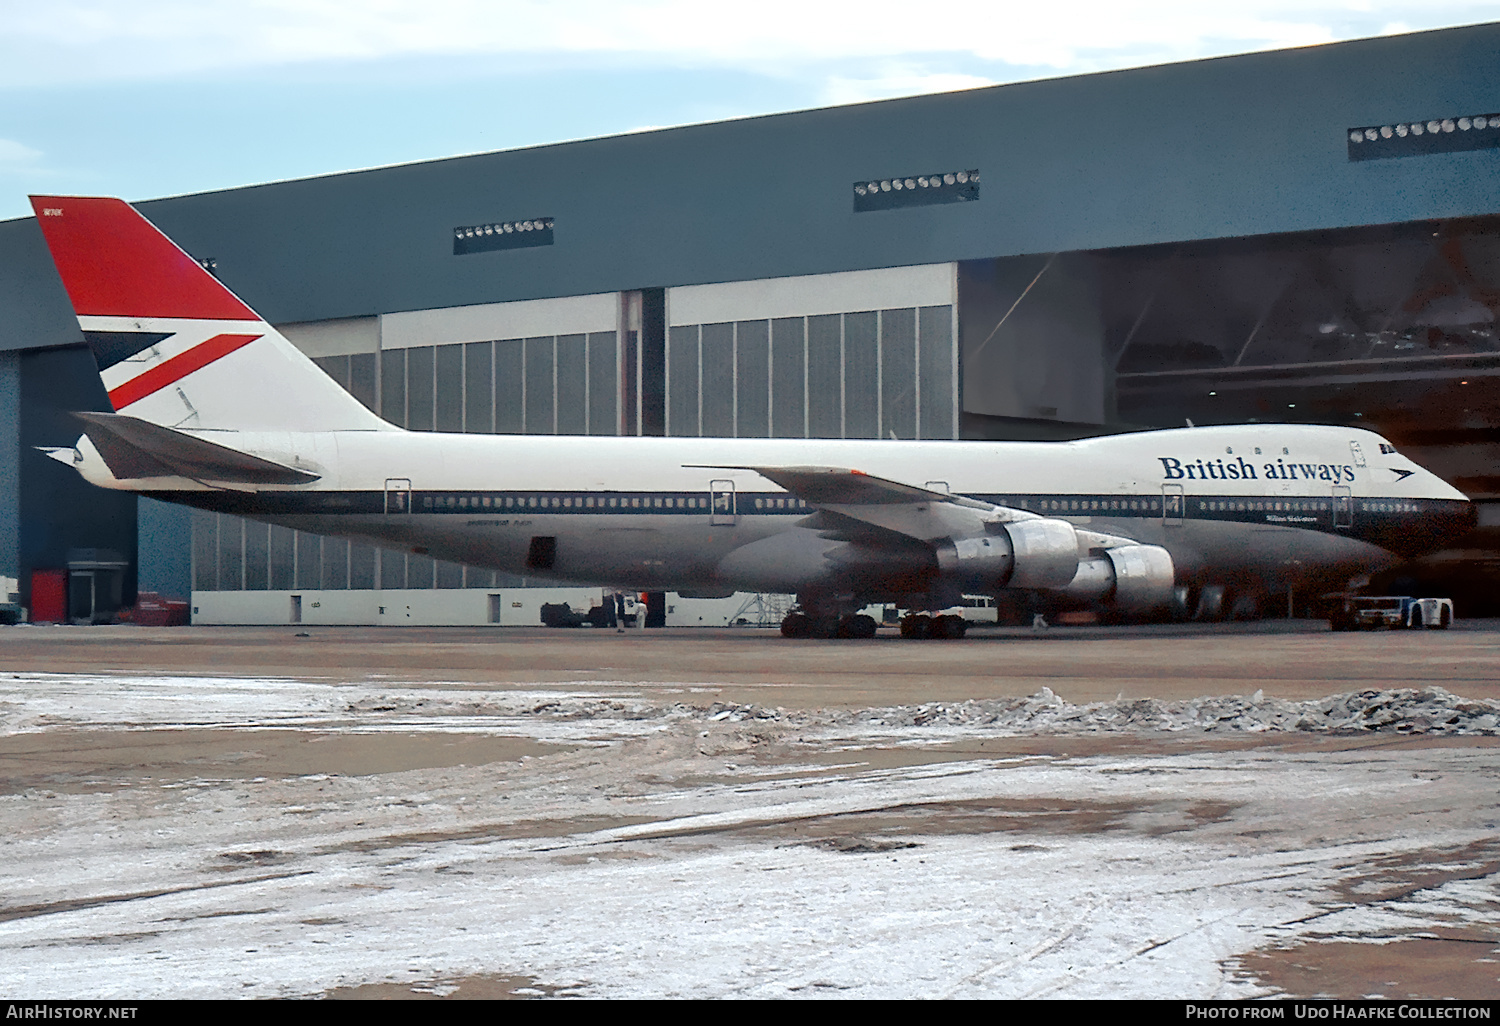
[{"xmin": 960, "ymin": 215, "xmax": 1500, "ymax": 613}]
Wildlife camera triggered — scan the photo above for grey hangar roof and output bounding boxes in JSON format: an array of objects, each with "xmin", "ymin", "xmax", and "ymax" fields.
[{"xmin": 2, "ymin": 20, "xmax": 1499, "ymax": 350}]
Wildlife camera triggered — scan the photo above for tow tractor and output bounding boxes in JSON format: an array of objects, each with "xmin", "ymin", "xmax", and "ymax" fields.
[{"xmin": 1328, "ymin": 595, "xmax": 1454, "ymax": 631}]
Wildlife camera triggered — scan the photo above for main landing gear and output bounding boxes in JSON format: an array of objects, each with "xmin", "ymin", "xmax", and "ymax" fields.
[
  {"xmin": 778, "ymin": 608, "xmax": 968, "ymax": 640},
  {"xmin": 899, "ymin": 613, "xmax": 968, "ymax": 640},
  {"xmin": 780, "ymin": 611, "xmax": 878, "ymax": 639}
]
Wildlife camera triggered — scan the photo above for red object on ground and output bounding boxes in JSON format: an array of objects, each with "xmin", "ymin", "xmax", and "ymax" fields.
[
  {"xmin": 30, "ymin": 569, "xmax": 67, "ymax": 623},
  {"xmin": 133, "ymin": 591, "xmax": 190, "ymax": 627}
]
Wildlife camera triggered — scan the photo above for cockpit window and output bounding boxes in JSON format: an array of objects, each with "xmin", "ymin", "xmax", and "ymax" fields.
[{"xmin": 1379, "ymin": 443, "xmax": 1397, "ymax": 454}]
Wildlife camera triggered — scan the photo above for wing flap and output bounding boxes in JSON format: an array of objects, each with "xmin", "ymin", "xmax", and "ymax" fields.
[
  {"xmin": 74, "ymin": 411, "xmax": 319, "ymax": 484},
  {"xmin": 697, "ymin": 464, "xmax": 993, "ymax": 509},
  {"xmin": 693, "ymin": 464, "xmax": 1001, "ymax": 542}
]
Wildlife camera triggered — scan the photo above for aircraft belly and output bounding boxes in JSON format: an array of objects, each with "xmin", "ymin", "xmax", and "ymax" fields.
[
  {"xmin": 261, "ymin": 512, "xmax": 790, "ymax": 590},
  {"xmin": 1088, "ymin": 516, "xmax": 1398, "ymax": 592}
]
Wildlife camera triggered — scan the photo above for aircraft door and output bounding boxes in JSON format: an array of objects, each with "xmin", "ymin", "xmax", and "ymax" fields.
[
  {"xmin": 709, "ymin": 479, "xmax": 737, "ymax": 526},
  {"xmin": 1162, "ymin": 483, "xmax": 1184, "ymax": 526},
  {"xmin": 1332, "ymin": 485, "xmax": 1352, "ymax": 529},
  {"xmin": 385, "ymin": 478, "xmax": 413, "ymax": 514}
]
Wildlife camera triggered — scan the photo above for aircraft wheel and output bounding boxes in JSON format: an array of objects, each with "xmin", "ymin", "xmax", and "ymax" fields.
[
  {"xmin": 836, "ymin": 614, "xmax": 878, "ymax": 639},
  {"xmin": 781, "ymin": 612, "xmax": 811, "ymax": 638},
  {"xmin": 930, "ymin": 614, "xmax": 968, "ymax": 640},
  {"xmin": 900, "ymin": 614, "xmax": 931, "ymax": 639}
]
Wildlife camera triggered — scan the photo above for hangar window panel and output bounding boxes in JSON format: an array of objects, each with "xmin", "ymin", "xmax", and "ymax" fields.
[
  {"xmin": 380, "ymin": 348, "xmax": 407, "ymax": 428},
  {"xmin": 464, "ymin": 342, "xmax": 493, "ymax": 433},
  {"xmin": 244, "ymin": 519, "xmax": 269, "ymax": 591},
  {"xmin": 843, "ymin": 312, "xmax": 879, "ymax": 438},
  {"xmin": 881, "ymin": 307, "xmax": 917, "ymax": 440},
  {"xmin": 321, "ymin": 536, "xmax": 349, "ymax": 591},
  {"xmin": 555, "ymin": 334, "xmax": 588, "ymax": 435},
  {"xmin": 192, "ymin": 509, "xmax": 217, "ymax": 591},
  {"xmin": 408, "ymin": 552, "xmax": 436, "ymax": 589},
  {"xmin": 314, "ymin": 354, "xmax": 351, "ymax": 392},
  {"xmin": 407, "ymin": 346, "xmax": 436, "ymax": 432},
  {"xmin": 1347, "ymin": 114, "xmax": 1500, "ymax": 161},
  {"xmin": 736, "ymin": 320, "xmax": 770, "ymax": 439},
  {"xmin": 806, "ymin": 314, "xmax": 843, "ymax": 438},
  {"xmin": 587, "ymin": 331, "xmax": 618, "ymax": 436},
  {"xmin": 668, "ymin": 325, "xmax": 700, "ymax": 437},
  {"xmin": 918, "ymin": 305, "xmax": 956, "ymax": 439},
  {"xmin": 464, "ymin": 566, "xmax": 497, "ymax": 588},
  {"xmin": 434, "ymin": 343, "xmax": 464, "ymax": 433},
  {"xmin": 379, "ymin": 548, "xmax": 407, "ymax": 591},
  {"xmin": 853, "ymin": 170, "xmax": 979, "ymax": 212},
  {"xmin": 771, "ymin": 317, "xmax": 806, "ymax": 438},
  {"xmin": 524, "ymin": 337, "xmax": 556, "ymax": 434},
  {"xmin": 349, "ymin": 353, "xmax": 378, "ymax": 414},
  {"xmin": 435, "ymin": 559, "xmax": 464, "ymax": 589},
  {"xmin": 217, "ymin": 514, "xmax": 244, "ymax": 592},
  {"xmin": 349, "ymin": 542, "xmax": 376, "ymax": 590},
  {"xmin": 295, "ymin": 531, "xmax": 322, "ymax": 590},
  {"xmin": 453, "ymin": 217, "xmax": 555, "ymax": 255},
  {"xmin": 494, "ymin": 339, "xmax": 524, "ymax": 433},
  {"xmin": 700, "ymin": 322, "xmax": 735, "ymax": 438},
  {"xmin": 269, "ymin": 525, "xmax": 295, "ymax": 591}
]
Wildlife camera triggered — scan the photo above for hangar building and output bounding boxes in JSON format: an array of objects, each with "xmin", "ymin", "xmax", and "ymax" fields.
[{"xmin": 2, "ymin": 22, "xmax": 1498, "ymax": 623}]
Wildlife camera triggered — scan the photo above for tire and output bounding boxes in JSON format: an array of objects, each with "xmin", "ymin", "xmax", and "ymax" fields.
[
  {"xmin": 1409, "ymin": 607, "xmax": 1423, "ymax": 629},
  {"xmin": 781, "ymin": 612, "xmax": 811, "ymax": 638},
  {"xmin": 931, "ymin": 614, "xmax": 967, "ymax": 640},
  {"xmin": 1439, "ymin": 605, "xmax": 1452, "ymax": 629},
  {"xmin": 837, "ymin": 614, "xmax": 878, "ymax": 639},
  {"xmin": 900, "ymin": 615, "xmax": 931, "ymax": 639}
]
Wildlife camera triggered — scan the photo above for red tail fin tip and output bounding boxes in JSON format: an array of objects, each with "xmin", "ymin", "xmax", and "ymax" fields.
[{"xmin": 29, "ymin": 195, "xmax": 256, "ymax": 321}]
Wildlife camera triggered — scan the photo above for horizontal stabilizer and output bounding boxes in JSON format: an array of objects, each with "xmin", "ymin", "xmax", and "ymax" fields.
[{"xmin": 73, "ymin": 411, "xmax": 320, "ymax": 484}]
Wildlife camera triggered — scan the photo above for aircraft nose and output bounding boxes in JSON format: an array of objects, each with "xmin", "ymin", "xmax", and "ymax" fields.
[{"xmin": 1434, "ymin": 498, "xmax": 1480, "ymax": 551}]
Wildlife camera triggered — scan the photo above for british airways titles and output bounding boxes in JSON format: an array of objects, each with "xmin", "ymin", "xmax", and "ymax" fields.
[{"xmin": 1158, "ymin": 456, "xmax": 1357, "ymax": 483}]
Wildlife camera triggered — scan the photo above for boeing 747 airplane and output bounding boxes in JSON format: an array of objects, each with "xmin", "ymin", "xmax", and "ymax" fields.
[{"xmin": 27, "ymin": 196, "xmax": 1478, "ymax": 638}]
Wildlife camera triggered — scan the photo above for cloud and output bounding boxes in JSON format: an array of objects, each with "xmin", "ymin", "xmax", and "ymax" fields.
[
  {"xmin": 821, "ymin": 71, "xmax": 998, "ymax": 107},
  {"xmin": 0, "ymin": 0, "xmax": 1493, "ymax": 88},
  {"xmin": 0, "ymin": 139, "xmax": 43, "ymax": 165}
]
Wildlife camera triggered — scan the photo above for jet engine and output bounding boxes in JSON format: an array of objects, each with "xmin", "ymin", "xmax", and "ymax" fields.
[
  {"xmin": 1060, "ymin": 544, "xmax": 1175, "ymax": 615},
  {"xmin": 934, "ymin": 517, "xmax": 1081, "ymax": 591}
]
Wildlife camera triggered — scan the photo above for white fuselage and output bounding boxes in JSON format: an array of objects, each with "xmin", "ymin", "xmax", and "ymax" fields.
[{"xmin": 78, "ymin": 423, "xmax": 1474, "ymax": 605}]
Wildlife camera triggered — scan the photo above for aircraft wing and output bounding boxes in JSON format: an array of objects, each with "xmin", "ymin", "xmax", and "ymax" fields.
[
  {"xmin": 70, "ymin": 411, "xmax": 320, "ymax": 485},
  {"xmin": 691, "ymin": 464, "xmax": 1005, "ymax": 543}
]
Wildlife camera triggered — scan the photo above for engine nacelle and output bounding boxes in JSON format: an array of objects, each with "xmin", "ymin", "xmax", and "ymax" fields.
[
  {"xmin": 934, "ymin": 517, "xmax": 1081, "ymax": 591},
  {"xmin": 1059, "ymin": 544, "xmax": 1175, "ymax": 614},
  {"xmin": 1107, "ymin": 544, "xmax": 1175, "ymax": 613},
  {"xmin": 1003, "ymin": 518, "xmax": 1083, "ymax": 589}
]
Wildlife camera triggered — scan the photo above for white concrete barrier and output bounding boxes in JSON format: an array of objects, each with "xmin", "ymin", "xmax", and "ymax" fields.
[{"xmin": 190, "ymin": 589, "xmax": 794, "ymax": 627}]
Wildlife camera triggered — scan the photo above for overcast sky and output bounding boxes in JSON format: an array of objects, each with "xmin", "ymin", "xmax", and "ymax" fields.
[{"xmin": 1, "ymin": 1, "xmax": 1496, "ymax": 221}]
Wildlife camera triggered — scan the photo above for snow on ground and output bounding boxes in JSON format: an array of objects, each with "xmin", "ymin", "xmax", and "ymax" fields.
[{"xmin": 1, "ymin": 672, "xmax": 1497, "ymax": 998}]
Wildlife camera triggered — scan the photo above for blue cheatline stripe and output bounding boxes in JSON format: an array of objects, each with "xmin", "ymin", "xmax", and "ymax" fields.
[{"xmin": 142, "ymin": 488, "xmax": 1474, "ymax": 555}]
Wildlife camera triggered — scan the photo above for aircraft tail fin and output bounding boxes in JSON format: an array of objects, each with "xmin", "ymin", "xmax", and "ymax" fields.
[{"xmin": 29, "ymin": 195, "xmax": 392, "ymax": 434}]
